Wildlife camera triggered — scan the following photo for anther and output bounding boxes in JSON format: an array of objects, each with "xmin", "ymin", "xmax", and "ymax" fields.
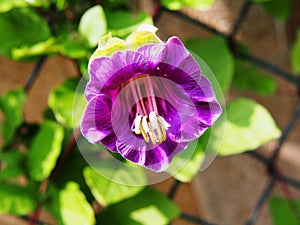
[{"xmin": 133, "ymin": 111, "xmax": 171, "ymax": 145}]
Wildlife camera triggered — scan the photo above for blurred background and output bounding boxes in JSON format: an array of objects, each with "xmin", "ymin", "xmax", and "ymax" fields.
[{"xmin": 0, "ymin": 0, "xmax": 300, "ymax": 225}]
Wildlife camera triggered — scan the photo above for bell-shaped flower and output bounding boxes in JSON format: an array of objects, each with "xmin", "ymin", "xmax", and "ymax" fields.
[{"xmin": 81, "ymin": 25, "xmax": 222, "ymax": 171}]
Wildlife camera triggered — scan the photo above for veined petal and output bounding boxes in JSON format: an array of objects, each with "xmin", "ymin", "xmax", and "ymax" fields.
[
  {"xmin": 81, "ymin": 94, "xmax": 117, "ymax": 152},
  {"xmin": 116, "ymin": 137, "xmax": 187, "ymax": 172},
  {"xmin": 86, "ymin": 50, "xmax": 146, "ymax": 101}
]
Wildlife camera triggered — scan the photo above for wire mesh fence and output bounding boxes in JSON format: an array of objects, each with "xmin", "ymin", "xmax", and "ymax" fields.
[{"xmin": 154, "ymin": 1, "xmax": 300, "ymax": 225}]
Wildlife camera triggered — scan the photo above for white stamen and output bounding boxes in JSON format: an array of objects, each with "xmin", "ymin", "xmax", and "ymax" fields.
[
  {"xmin": 133, "ymin": 115, "xmax": 142, "ymax": 134},
  {"xmin": 149, "ymin": 111, "xmax": 163, "ymax": 143},
  {"xmin": 157, "ymin": 116, "xmax": 171, "ymax": 130},
  {"xmin": 142, "ymin": 116, "xmax": 149, "ymax": 133}
]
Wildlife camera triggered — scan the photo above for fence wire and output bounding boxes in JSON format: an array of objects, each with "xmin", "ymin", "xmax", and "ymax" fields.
[
  {"xmin": 156, "ymin": 1, "xmax": 300, "ymax": 225},
  {"xmin": 18, "ymin": 0, "xmax": 300, "ymax": 224}
]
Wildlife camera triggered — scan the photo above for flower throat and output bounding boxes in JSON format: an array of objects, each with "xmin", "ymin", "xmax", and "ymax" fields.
[{"xmin": 127, "ymin": 75, "xmax": 171, "ymax": 145}]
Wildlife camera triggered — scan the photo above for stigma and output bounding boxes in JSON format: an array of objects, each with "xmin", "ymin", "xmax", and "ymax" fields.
[{"xmin": 133, "ymin": 111, "xmax": 171, "ymax": 144}]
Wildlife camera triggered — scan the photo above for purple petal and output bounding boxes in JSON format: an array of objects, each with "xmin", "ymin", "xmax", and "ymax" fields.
[
  {"xmin": 138, "ymin": 36, "xmax": 202, "ymax": 85},
  {"xmin": 81, "ymin": 94, "xmax": 117, "ymax": 152},
  {"xmin": 86, "ymin": 50, "xmax": 146, "ymax": 101},
  {"xmin": 116, "ymin": 137, "xmax": 187, "ymax": 172}
]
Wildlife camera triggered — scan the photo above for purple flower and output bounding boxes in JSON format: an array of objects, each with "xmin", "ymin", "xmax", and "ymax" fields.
[{"xmin": 81, "ymin": 26, "xmax": 222, "ymax": 171}]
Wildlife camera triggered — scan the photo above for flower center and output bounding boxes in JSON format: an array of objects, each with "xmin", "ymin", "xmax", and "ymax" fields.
[{"xmin": 129, "ymin": 75, "xmax": 171, "ymax": 144}]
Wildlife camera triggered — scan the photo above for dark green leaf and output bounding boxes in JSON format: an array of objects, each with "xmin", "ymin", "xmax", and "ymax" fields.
[
  {"xmin": 46, "ymin": 182, "xmax": 95, "ymax": 225},
  {"xmin": 269, "ymin": 196, "xmax": 300, "ymax": 225},
  {"xmin": 0, "ymin": 151, "xmax": 24, "ymax": 179},
  {"xmin": 53, "ymin": 143, "xmax": 93, "ymax": 202},
  {"xmin": 185, "ymin": 37, "xmax": 234, "ymax": 95},
  {"xmin": 161, "ymin": 0, "xmax": 216, "ymax": 10},
  {"xmin": 98, "ymin": 187, "xmax": 180, "ymax": 225},
  {"xmin": 107, "ymin": 11, "xmax": 153, "ymax": 38},
  {"xmin": 48, "ymin": 78, "xmax": 86, "ymax": 128},
  {"xmin": 0, "ymin": 183, "xmax": 36, "ymax": 215},
  {"xmin": 0, "ymin": 89, "xmax": 25, "ymax": 146},
  {"xmin": 251, "ymin": 0, "xmax": 270, "ymax": 2},
  {"xmin": 213, "ymin": 97, "xmax": 281, "ymax": 155},
  {"xmin": 0, "ymin": 8, "xmax": 51, "ymax": 58},
  {"xmin": 233, "ymin": 59, "xmax": 277, "ymax": 95},
  {"xmin": 28, "ymin": 120, "xmax": 64, "ymax": 181},
  {"xmin": 261, "ymin": 0, "xmax": 292, "ymax": 21},
  {"xmin": 79, "ymin": 5, "xmax": 107, "ymax": 47},
  {"xmin": 291, "ymin": 29, "xmax": 300, "ymax": 75},
  {"xmin": 84, "ymin": 166, "xmax": 144, "ymax": 206}
]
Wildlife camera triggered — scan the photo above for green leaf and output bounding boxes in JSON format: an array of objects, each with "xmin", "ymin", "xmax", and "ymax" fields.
[
  {"xmin": 84, "ymin": 166, "xmax": 144, "ymax": 206},
  {"xmin": 28, "ymin": 120, "xmax": 64, "ymax": 181},
  {"xmin": 0, "ymin": 0, "xmax": 50, "ymax": 13},
  {"xmin": 0, "ymin": 183, "xmax": 36, "ymax": 215},
  {"xmin": 233, "ymin": 59, "xmax": 277, "ymax": 95},
  {"xmin": 0, "ymin": 89, "xmax": 25, "ymax": 146},
  {"xmin": 57, "ymin": 39, "xmax": 91, "ymax": 59},
  {"xmin": 107, "ymin": 11, "xmax": 153, "ymax": 38},
  {"xmin": 0, "ymin": 151, "xmax": 24, "ymax": 179},
  {"xmin": 79, "ymin": 5, "xmax": 107, "ymax": 47},
  {"xmin": 261, "ymin": 0, "xmax": 292, "ymax": 21},
  {"xmin": 214, "ymin": 97, "xmax": 281, "ymax": 155},
  {"xmin": 46, "ymin": 182, "xmax": 95, "ymax": 225},
  {"xmin": 48, "ymin": 78, "xmax": 86, "ymax": 128},
  {"xmin": 161, "ymin": 0, "xmax": 216, "ymax": 10},
  {"xmin": 11, "ymin": 38, "xmax": 56, "ymax": 60},
  {"xmin": 269, "ymin": 196, "xmax": 300, "ymax": 225},
  {"xmin": 0, "ymin": 8, "xmax": 51, "ymax": 58},
  {"xmin": 167, "ymin": 131, "xmax": 210, "ymax": 182},
  {"xmin": 90, "ymin": 155, "xmax": 147, "ymax": 183},
  {"xmin": 291, "ymin": 29, "xmax": 300, "ymax": 75},
  {"xmin": 185, "ymin": 37, "xmax": 234, "ymax": 95},
  {"xmin": 251, "ymin": 0, "xmax": 270, "ymax": 2},
  {"xmin": 98, "ymin": 187, "xmax": 180, "ymax": 225}
]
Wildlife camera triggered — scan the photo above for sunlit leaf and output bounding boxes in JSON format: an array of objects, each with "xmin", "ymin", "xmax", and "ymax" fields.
[
  {"xmin": 46, "ymin": 182, "xmax": 95, "ymax": 225},
  {"xmin": 167, "ymin": 131, "xmax": 209, "ymax": 182},
  {"xmin": 291, "ymin": 29, "xmax": 300, "ymax": 75},
  {"xmin": 28, "ymin": 120, "xmax": 64, "ymax": 181},
  {"xmin": 0, "ymin": 89, "xmax": 25, "ymax": 146},
  {"xmin": 84, "ymin": 166, "xmax": 144, "ymax": 206},
  {"xmin": 0, "ymin": 151, "xmax": 24, "ymax": 179},
  {"xmin": 0, "ymin": 8, "xmax": 51, "ymax": 58},
  {"xmin": 161, "ymin": 0, "xmax": 216, "ymax": 10},
  {"xmin": 185, "ymin": 37, "xmax": 234, "ymax": 95},
  {"xmin": 0, "ymin": 183, "xmax": 36, "ymax": 215},
  {"xmin": 57, "ymin": 39, "xmax": 91, "ymax": 59},
  {"xmin": 48, "ymin": 78, "xmax": 86, "ymax": 128},
  {"xmin": 12, "ymin": 38, "xmax": 56, "ymax": 60},
  {"xmin": 269, "ymin": 196, "xmax": 300, "ymax": 225},
  {"xmin": 107, "ymin": 11, "xmax": 153, "ymax": 38},
  {"xmin": 0, "ymin": 0, "xmax": 50, "ymax": 13},
  {"xmin": 79, "ymin": 5, "xmax": 107, "ymax": 47},
  {"xmin": 98, "ymin": 187, "xmax": 180, "ymax": 225},
  {"xmin": 213, "ymin": 97, "xmax": 281, "ymax": 155},
  {"xmin": 233, "ymin": 59, "xmax": 277, "ymax": 95}
]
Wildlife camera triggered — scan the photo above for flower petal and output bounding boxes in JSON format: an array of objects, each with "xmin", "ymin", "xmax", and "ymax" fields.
[
  {"xmin": 81, "ymin": 94, "xmax": 117, "ymax": 152},
  {"xmin": 86, "ymin": 50, "xmax": 146, "ymax": 101},
  {"xmin": 116, "ymin": 137, "xmax": 187, "ymax": 172}
]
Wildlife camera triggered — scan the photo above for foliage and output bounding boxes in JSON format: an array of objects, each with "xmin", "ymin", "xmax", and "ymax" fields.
[
  {"xmin": 0, "ymin": 0, "xmax": 295, "ymax": 224},
  {"xmin": 269, "ymin": 196, "xmax": 300, "ymax": 225}
]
